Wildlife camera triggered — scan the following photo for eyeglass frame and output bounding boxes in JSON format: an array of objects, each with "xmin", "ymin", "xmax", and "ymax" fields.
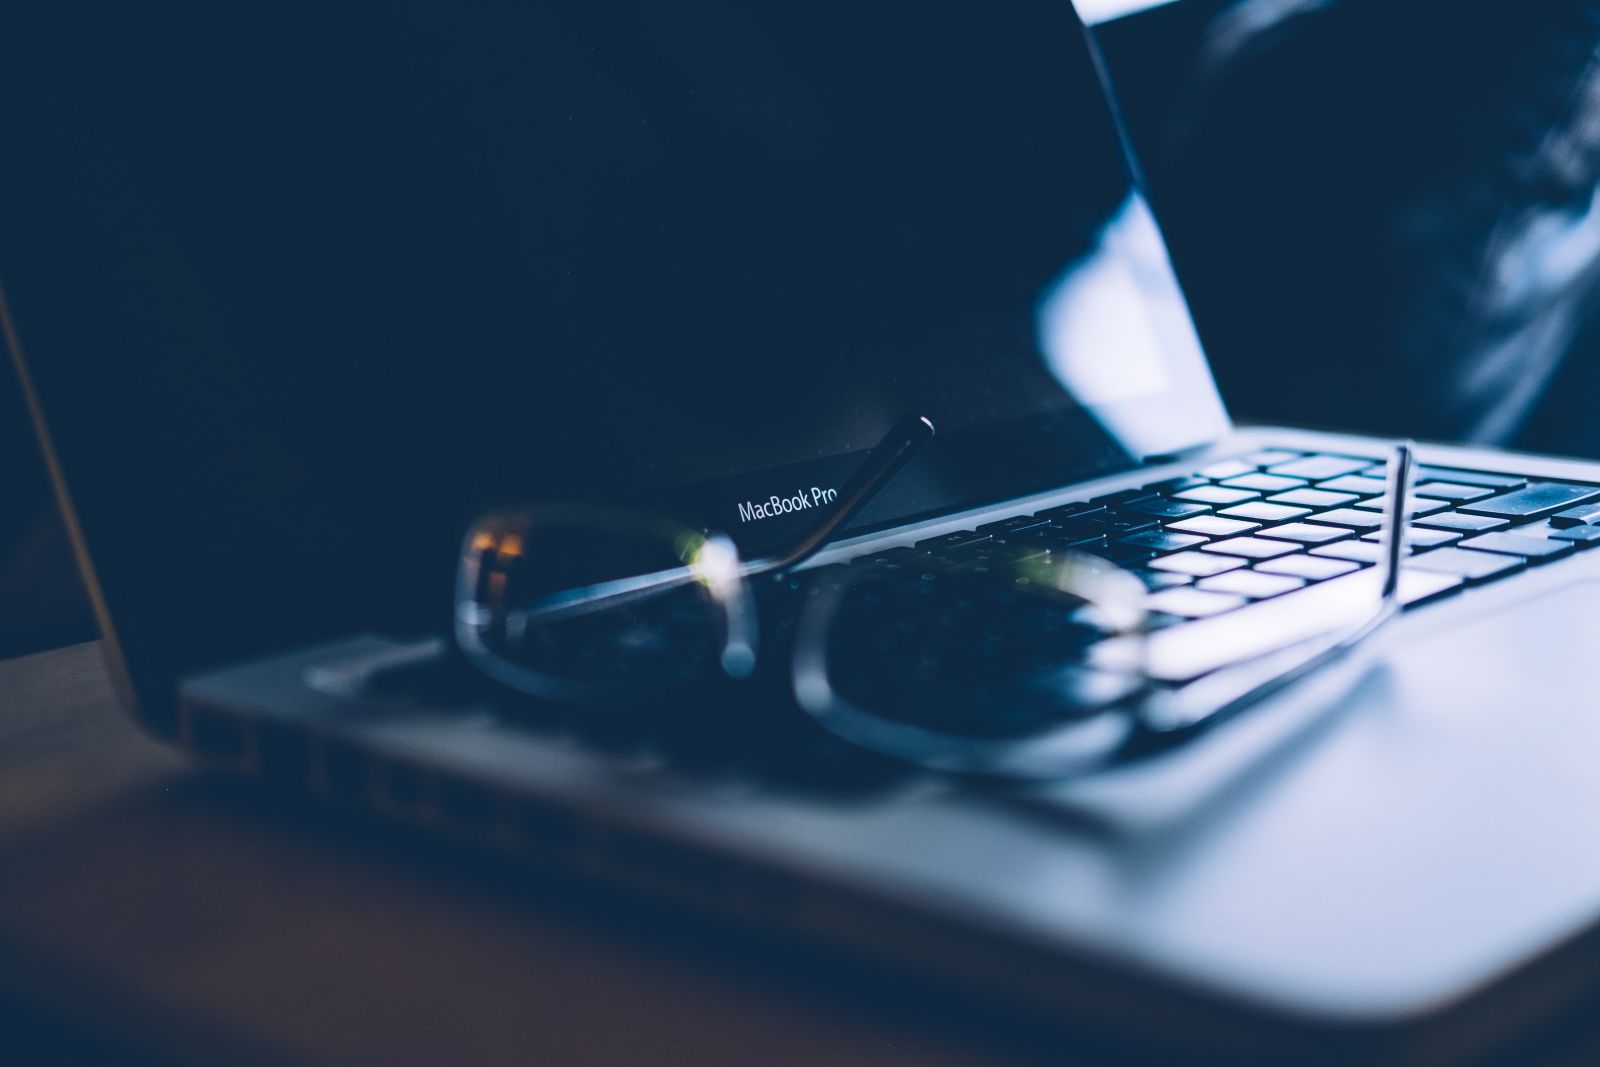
[{"xmin": 455, "ymin": 420, "xmax": 1415, "ymax": 782}]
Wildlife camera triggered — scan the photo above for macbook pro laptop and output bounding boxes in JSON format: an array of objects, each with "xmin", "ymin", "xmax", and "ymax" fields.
[{"xmin": 8, "ymin": 2, "xmax": 1600, "ymax": 1061}]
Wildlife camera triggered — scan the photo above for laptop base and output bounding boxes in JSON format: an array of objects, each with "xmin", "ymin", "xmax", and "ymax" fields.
[{"xmin": 171, "ymin": 427, "xmax": 1600, "ymax": 1065}]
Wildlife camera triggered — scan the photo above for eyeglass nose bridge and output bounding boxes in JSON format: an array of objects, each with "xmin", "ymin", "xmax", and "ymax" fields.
[{"xmin": 454, "ymin": 507, "xmax": 763, "ymax": 707}]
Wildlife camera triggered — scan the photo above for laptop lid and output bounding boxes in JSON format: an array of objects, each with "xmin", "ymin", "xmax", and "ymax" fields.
[{"xmin": 0, "ymin": 1, "xmax": 1229, "ymax": 720}]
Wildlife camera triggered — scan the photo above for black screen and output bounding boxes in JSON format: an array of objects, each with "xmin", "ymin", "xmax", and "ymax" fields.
[{"xmin": 0, "ymin": 1, "xmax": 1229, "ymax": 708}]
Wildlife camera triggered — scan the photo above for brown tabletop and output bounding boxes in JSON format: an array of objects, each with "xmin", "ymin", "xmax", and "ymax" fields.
[{"xmin": 0, "ymin": 643, "xmax": 1097, "ymax": 1067}]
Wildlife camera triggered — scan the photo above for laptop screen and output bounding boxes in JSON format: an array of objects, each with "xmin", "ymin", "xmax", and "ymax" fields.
[{"xmin": 1, "ymin": 1, "xmax": 1227, "ymax": 703}]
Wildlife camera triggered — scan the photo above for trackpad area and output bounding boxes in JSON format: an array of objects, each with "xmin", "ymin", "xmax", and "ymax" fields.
[
  {"xmin": 1025, "ymin": 580, "xmax": 1599, "ymax": 830},
  {"xmin": 1012, "ymin": 579, "xmax": 1600, "ymax": 1013}
]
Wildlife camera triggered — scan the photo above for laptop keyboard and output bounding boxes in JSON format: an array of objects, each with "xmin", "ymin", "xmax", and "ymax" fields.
[
  {"xmin": 831, "ymin": 448, "xmax": 1600, "ymax": 627},
  {"xmin": 365, "ymin": 448, "xmax": 1597, "ymax": 794}
]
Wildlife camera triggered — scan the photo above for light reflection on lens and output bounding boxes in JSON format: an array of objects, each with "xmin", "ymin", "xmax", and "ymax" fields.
[
  {"xmin": 790, "ymin": 549, "xmax": 1153, "ymax": 778},
  {"xmin": 454, "ymin": 507, "xmax": 758, "ymax": 705}
]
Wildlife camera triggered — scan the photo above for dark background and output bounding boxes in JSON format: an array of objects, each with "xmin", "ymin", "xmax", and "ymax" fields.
[{"xmin": 5, "ymin": 0, "xmax": 1600, "ymax": 659}]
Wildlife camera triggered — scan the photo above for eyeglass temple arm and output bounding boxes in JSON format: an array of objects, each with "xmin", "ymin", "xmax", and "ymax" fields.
[
  {"xmin": 1320, "ymin": 438, "xmax": 1413, "ymax": 651},
  {"xmin": 742, "ymin": 414, "xmax": 936, "ymax": 577},
  {"xmin": 500, "ymin": 415, "xmax": 936, "ymax": 625},
  {"xmin": 1149, "ymin": 441, "xmax": 1414, "ymax": 730},
  {"xmin": 1374, "ymin": 440, "xmax": 1415, "ymax": 606}
]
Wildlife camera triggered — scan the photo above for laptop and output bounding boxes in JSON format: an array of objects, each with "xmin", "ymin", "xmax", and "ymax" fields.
[{"xmin": 8, "ymin": 2, "xmax": 1600, "ymax": 1060}]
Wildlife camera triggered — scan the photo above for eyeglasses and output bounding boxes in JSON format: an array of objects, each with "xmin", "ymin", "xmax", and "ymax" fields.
[
  {"xmin": 455, "ymin": 422, "xmax": 1414, "ymax": 782},
  {"xmin": 454, "ymin": 414, "xmax": 933, "ymax": 703}
]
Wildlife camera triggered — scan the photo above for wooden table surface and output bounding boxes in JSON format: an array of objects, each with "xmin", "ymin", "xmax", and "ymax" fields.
[{"xmin": 0, "ymin": 642, "xmax": 1105, "ymax": 1067}]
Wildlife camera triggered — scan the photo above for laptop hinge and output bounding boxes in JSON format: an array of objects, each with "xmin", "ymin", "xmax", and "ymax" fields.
[{"xmin": 1141, "ymin": 443, "xmax": 1213, "ymax": 467}]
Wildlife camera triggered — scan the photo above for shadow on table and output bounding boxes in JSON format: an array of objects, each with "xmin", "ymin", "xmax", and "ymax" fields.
[{"xmin": 0, "ymin": 770, "xmax": 1152, "ymax": 1067}]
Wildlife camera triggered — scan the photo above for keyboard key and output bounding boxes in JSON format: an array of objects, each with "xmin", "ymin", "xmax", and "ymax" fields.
[
  {"xmin": 1149, "ymin": 551, "xmax": 1249, "ymax": 577},
  {"xmin": 1550, "ymin": 503, "xmax": 1600, "ymax": 528},
  {"xmin": 1201, "ymin": 536, "xmax": 1303, "ymax": 560},
  {"xmin": 1267, "ymin": 455, "xmax": 1375, "ymax": 480},
  {"xmin": 1459, "ymin": 483, "xmax": 1600, "ymax": 521},
  {"xmin": 930, "ymin": 539, "xmax": 1025, "ymax": 562},
  {"xmin": 1131, "ymin": 568, "xmax": 1194, "ymax": 590},
  {"xmin": 1167, "ymin": 514, "xmax": 1261, "ymax": 537},
  {"xmin": 1239, "ymin": 449, "xmax": 1304, "ymax": 468},
  {"xmin": 998, "ymin": 526, "xmax": 1104, "ymax": 551},
  {"xmin": 940, "ymin": 543, "xmax": 1041, "ymax": 569},
  {"xmin": 1255, "ymin": 522, "xmax": 1355, "ymax": 545},
  {"xmin": 1199, "ymin": 459, "xmax": 1256, "ymax": 480},
  {"xmin": 1550, "ymin": 525, "xmax": 1600, "ymax": 547},
  {"xmin": 1407, "ymin": 547, "xmax": 1526, "ymax": 584},
  {"xmin": 1127, "ymin": 569, "xmax": 1463, "ymax": 683},
  {"xmin": 1119, "ymin": 497, "xmax": 1213, "ymax": 521},
  {"xmin": 1396, "ymin": 569, "xmax": 1467, "ymax": 607},
  {"xmin": 1197, "ymin": 570, "xmax": 1306, "ymax": 599},
  {"xmin": 1089, "ymin": 488, "xmax": 1154, "ymax": 507},
  {"xmin": 854, "ymin": 546, "xmax": 918, "ymax": 566},
  {"xmin": 1267, "ymin": 488, "xmax": 1359, "ymax": 509},
  {"xmin": 1173, "ymin": 485, "xmax": 1261, "ymax": 506},
  {"xmin": 1141, "ymin": 476, "xmax": 1209, "ymax": 494},
  {"xmin": 1456, "ymin": 531, "xmax": 1575, "ymax": 563},
  {"xmin": 1073, "ymin": 514, "xmax": 1162, "ymax": 537},
  {"xmin": 1516, "ymin": 519, "xmax": 1567, "ymax": 539},
  {"xmin": 865, "ymin": 562, "xmax": 943, "ymax": 582},
  {"xmin": 947, "ymin": 558, "xmax": 1028, "ymax": 580},
  {"xmin": 1310, "ymin": 541, "xmax": 1382, "ymax": 564},
  {"xmin": 1316, "ymin": 475, "xmax": 1389, "ymax": 495},
  {"xmin": 1360, "ymin": 525, "xmax": 1462, "ymax": 550},
  {"xmin": 1144, "ymin": 587, "xmax": 1249, "ymax": 619},
  {"xmin": 914, "ymin": 530, "xmax": 991, "ymax": 550},
  {"xmin": 1349, "ymin": 540, "xmax": 1423, "ymax": 557},
  {"xmin": 1303, "ymin": 508, "xmax": 1386, "ymax": 531},
  {"xmin": 1034, "ymin": 501, "xmax": 1104, "ymax": 522},
  {"xmin": 1413, "ymin": 511, "xmax": 1510, "ymax": 533},
  {"xmin": 1415, "ymin": 466, "xmax": 1526, "ymax": 490},
  {"xmin": 1412, "ymin": 481, "xmax": 1495, "ymax": 503},
  {"xmin": 1218, "ymin": 502, "xmax": 1312, "ymax": 523},
  {"xmin": 1351, "ymin": 494, "xmax": 1449, "ymax": 518},
  {"xmin": 1118, "ymin": 529, "xmax": 1208, "ymax": 553},
  {"xmin": 975, "ymin": 515, "xmax": 1052, "ymax": 536},
  {"xmin": 1256, "ymin": 554, "xmax": 1361, "ymax": 580},
  {"xmin": 1219, "ymin": 473, "xmax": 1307, "ymax": 493},
  {"xmin": 1082, "ymin": 540, "xmax": 1159, "ymax": 566}
]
